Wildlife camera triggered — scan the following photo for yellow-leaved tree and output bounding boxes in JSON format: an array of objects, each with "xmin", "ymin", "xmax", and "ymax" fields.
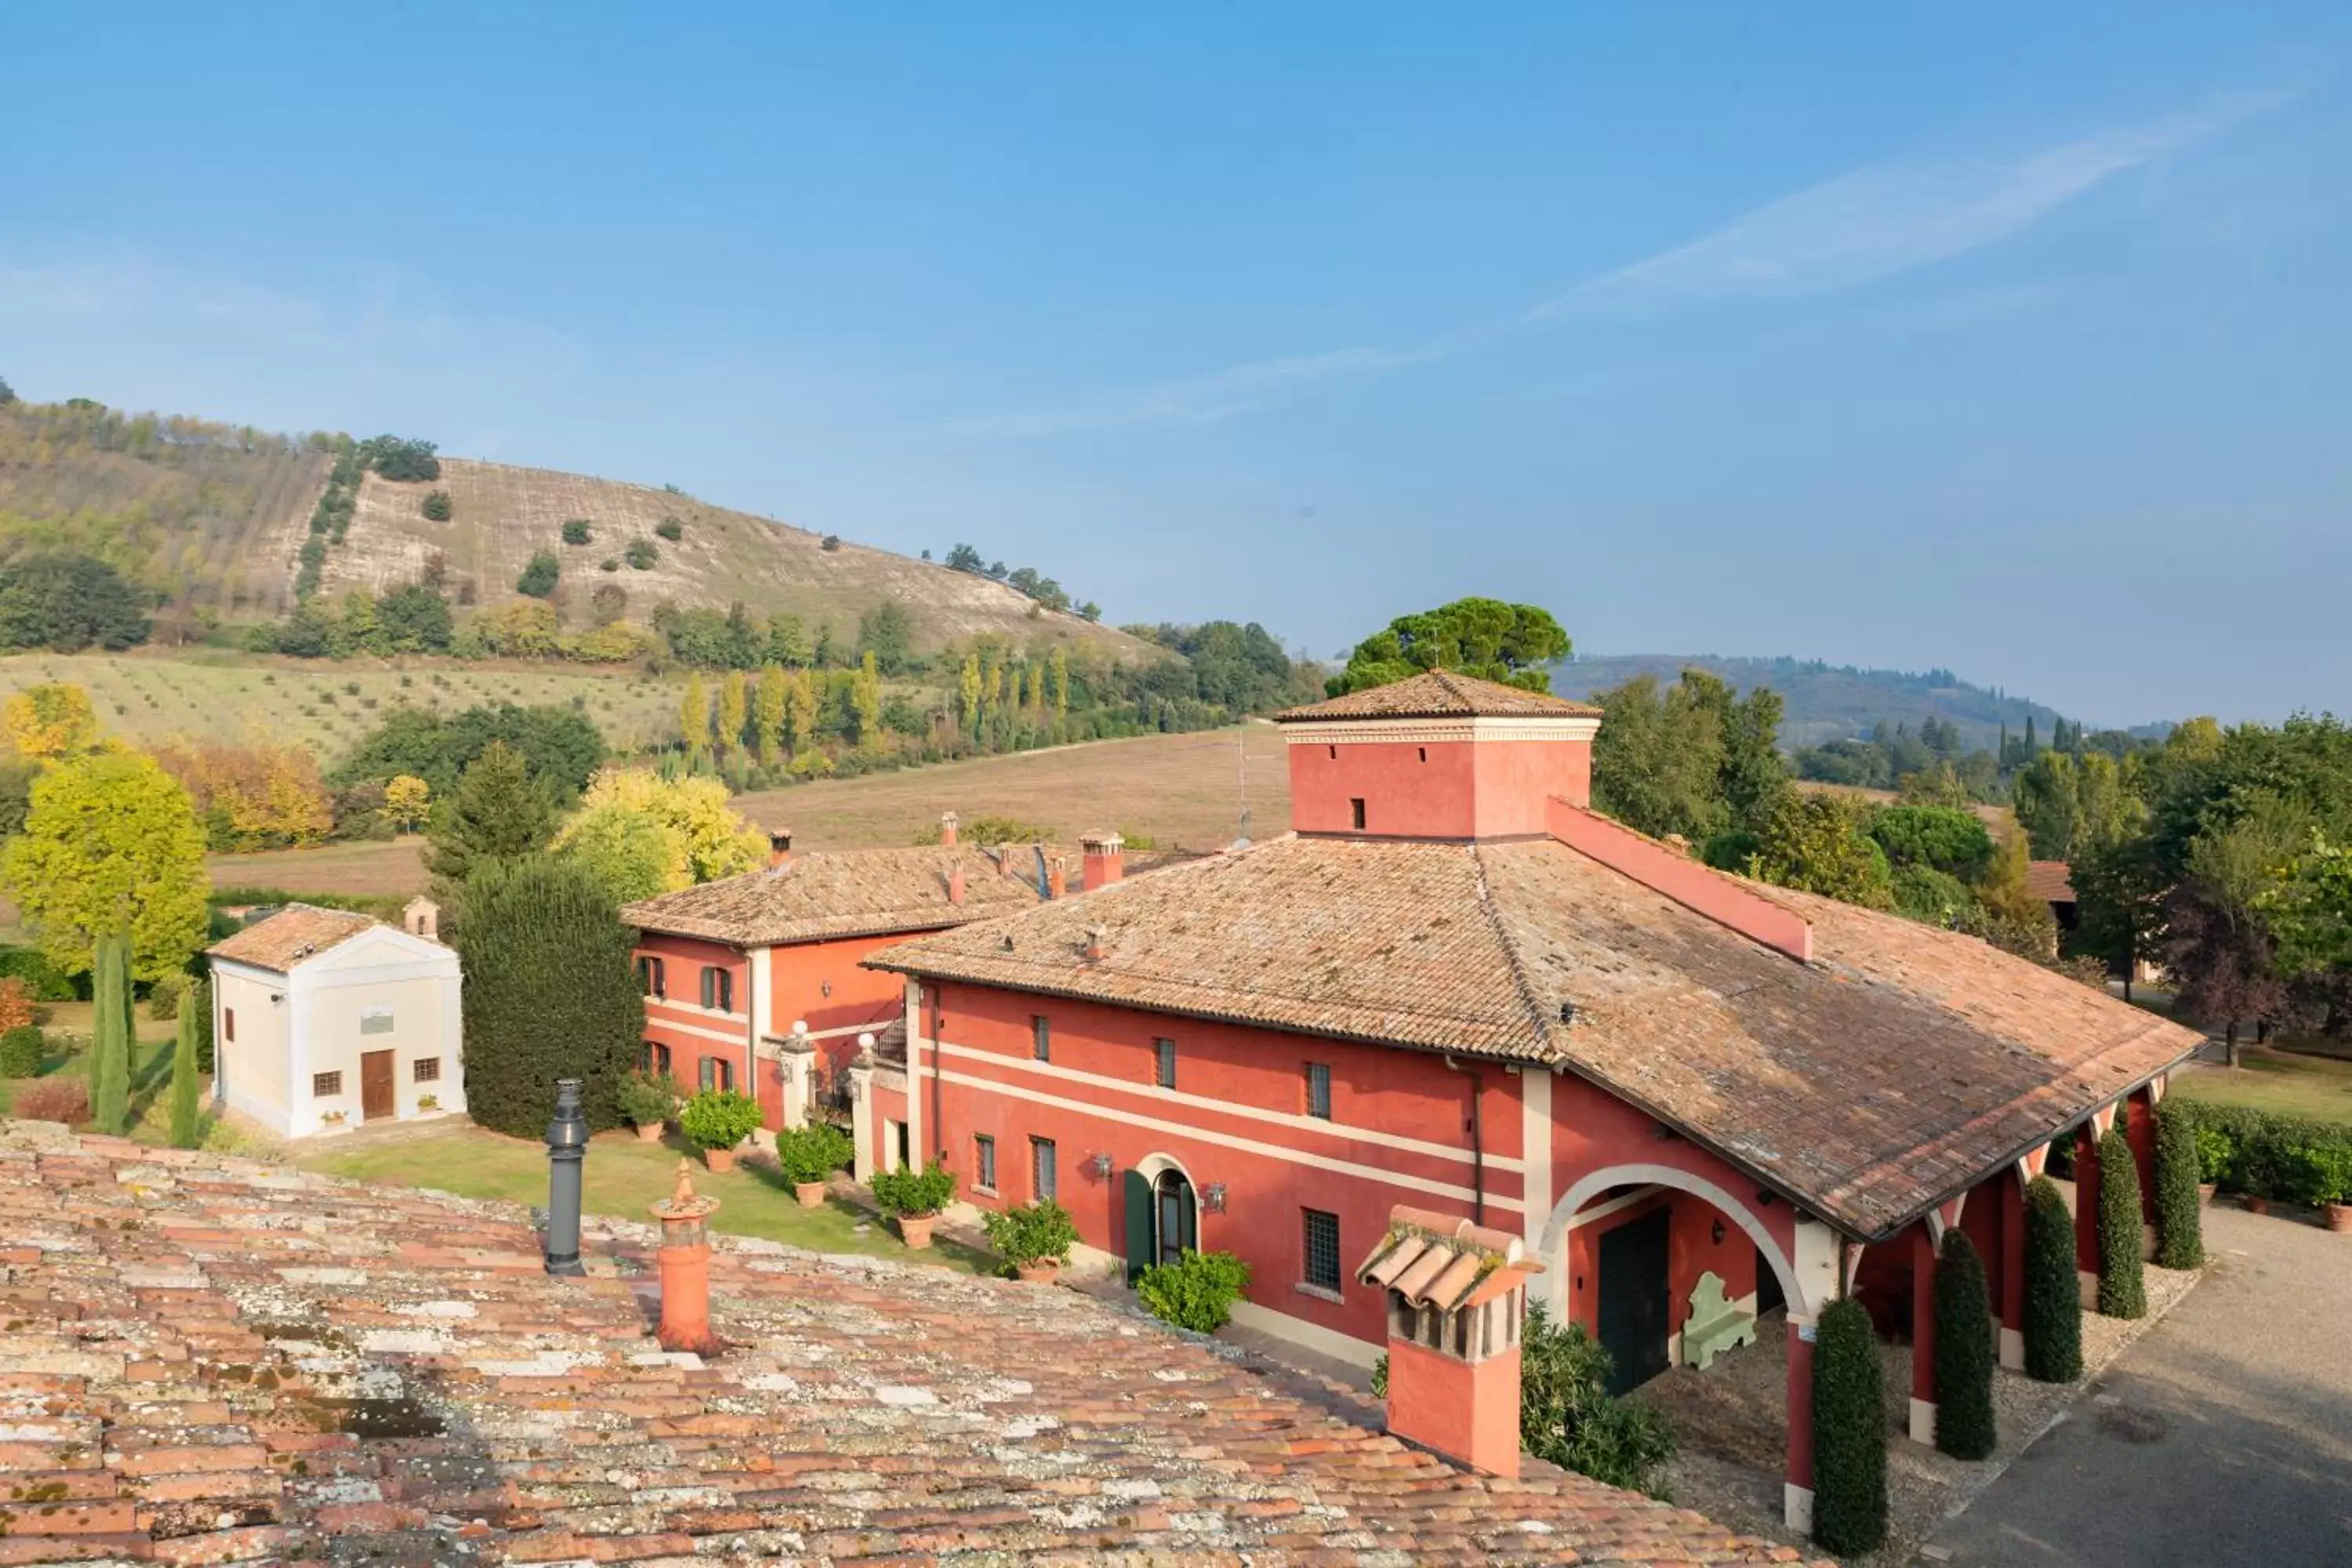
[
  {"xmin": 753, "ymin": 664, "xmax": 788, "ymax": 766},
  {"xmin": 2, "ymin": 748, "xmax": 209, "ymax": 981},
  {"xmin": 552, "ymin": 768, "xmax": 763, "ymax": 902},
  {"xmin": 717, "ymin": 670, "xmax": 749, "ymax": 760},
  {"xmin": 4, "ymin": 682, "xmax": 99, "ymax": 760},
  {"xmin": 385, "ymin": 775, "xmax": 432, "ymax": 833}
]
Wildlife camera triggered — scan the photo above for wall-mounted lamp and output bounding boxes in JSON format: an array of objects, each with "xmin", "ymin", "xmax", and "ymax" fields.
[
  {"xmin": 1202, "ymin": 1182, "xmax": 1229, "ymax": 1214},
  {"xmin": 820, "ymin": 981, "xmax": 832, "ymax": 998},
  {"xmin": 1711, "ymin": 1219, "xmax": 1726, "ymax": 1245},
  {"xmin": 1755, "ymin": 1189, "xmax": 1777, "ymax": 1207},
  {"xmin": 1087, "ymin": 1152, "xmax": 1114, "ymax": 1180}
]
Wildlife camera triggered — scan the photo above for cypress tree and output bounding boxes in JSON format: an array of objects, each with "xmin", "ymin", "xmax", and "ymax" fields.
[
  {"xmin": 2022, "ymin": 1175, "xmax": 2082, "ymax": 1381},
  {"xmin": 1809, "ymin": 1297, "xmax": 1886, "ymax": 1555},
  {"xmin": 2096, "ymin": 1126, "xmax": 2148, "ymax": 1318},
  {"xmin": 1932, "ymin": 1230, "xmax": 1996, "ymax": 1459},
  {"xmin": 2153, "ymin": 1100, "xmax": 2205, "ymax": 1269},
  {"xmin": 169, "ymin": 989, "xmax": 201, "ymax": 1149},
  {"xmin": 456, "ymin": 854, "xmax": 644, "ymax": 1138},
  {"xmin": 89, "ymin": 932, "xmax": 132, "ymax": 1134}
]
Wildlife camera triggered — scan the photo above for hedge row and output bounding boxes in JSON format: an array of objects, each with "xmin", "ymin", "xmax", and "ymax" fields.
[{"xmin": 2167, "ymin": 1098, "xmax": 2352, "ymax": 1208}]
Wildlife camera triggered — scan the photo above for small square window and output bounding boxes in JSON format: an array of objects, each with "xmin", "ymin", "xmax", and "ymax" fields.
[
  {"xmin": 412, "ymin": 1056, "xmax": 441, "ymax": 1083},
  {"xmin": 1349, "ymin": 797, "xmax": 1367, "ymax": 831},
  {"xmin": 975, "ymin": 1134, "xmax": 997, "ymax": 1191},
  {"xmin": 359, "ymin": 1007, "xmax": 394, "ymax": 1035},
  {"xmin": 312, "ymin": 1071, "xmax": 343, "ymax": 1098},
  {"xmin": 1032, "ymin": 1015, "xmax": 1051, "ymax": 1062},
  {"xmin": 1303, "ymin": 1208, "xmax": 1341, "ymax": 1292},
  {"xmin": 1031, "ymin": 1137, "xmax": 1057, "ymax": 1201},
  {"xmin": 1305, "ymin": 1062, "xmax": 1331, "ymax": 1120},
  {"xmin": 1154, "ymin": 1038, "xmax": 1176, "ymax": 1090}
]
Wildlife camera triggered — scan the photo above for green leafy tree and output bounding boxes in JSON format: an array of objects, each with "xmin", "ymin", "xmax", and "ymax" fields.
[
  {"xmin": 1809, "ymin": 1297, "xmax": 1887, "ymax": 1554},
  {"xmin": 856, "ymin": 601, "xmax": 916, "ymax": 675},
  {"xmin": 625, "ymin": 537, "xmax": 659, "ymax": 569},
  {"xmin": 421, "ymin": 488, "xmax": 452, "ymax": 521},
  {"xmin": 1589, "ymin": 673, "xmax": 1727, "ymax": 841},
  {"xmin": 89, "ymin": 931, "xmax": 132, "ymax": 1134},
  {"xmin": 1870, "ymin": 805, "xmax": 1995, "ymax": 881},
  {"xmin": 423, "ymin": 741, "xmax": 554, "ymax": 897},
  {"xmin": 2023, "ymin": 1174, "xmax": 2082, "ymax": 1381},
  {"xmin": 331, "ymin": 702, "xmax": 605, "ymax": 801},
  {"xmin": 169, "ymin": 989, "xmax": 202, "ymax": 1149},
  {"xmin": 561, "ymin": 518, "xmax": 592, "ymax": 546},
  {"xmin": 1750, "ymin": 792, "xmax": 1894, "ymax": 908},
  {"xmin": 456, "ymin": 854, "xmax": 644, "ymax": 1137},
  {"xmin": 1933, "ymin": 1230, "xmax": 1996, "ymax": 1458},
  {"xmin": 2096, "ymin": 1126, "xmax": 2147, "ymax": 1318},
  {"xmin": 0, "ymin": 554, "xmax": 152, "ymax": 653},
  {"xmin": 2, "ymin": 749, "xmax": 209, "ymax": 981},
  {"xmin": 655, "ymin": 516, "xmax": 684, "ymax": 542},
  {"xmin": 2153, "ymin": 1100, "xmax": 2205, "ymax": 1269},
  {"xmin": 1327, "ymin": 596, "xmax": 1570, "ymax": 695},
  {"xmin": 515, "ymin": 547, "xmax": 561, "ymax": 599},
  {"xmin": 2261, "ymin": 830, "xmax": 2352, "ymax": 978}
]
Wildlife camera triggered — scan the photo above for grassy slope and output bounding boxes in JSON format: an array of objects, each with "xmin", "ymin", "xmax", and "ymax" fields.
[{"xmin": 2170, "ymin": 1049, "xmax": 2352, "ymax": 1125}]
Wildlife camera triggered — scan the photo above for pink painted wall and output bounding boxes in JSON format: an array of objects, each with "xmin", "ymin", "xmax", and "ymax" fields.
[
  {"xmin": 1563, "ymin": 1189, "xmax": 1760, "ymax": 1340},
  {"xmin": 1287, "ymin": 736, "xmax": 1594, "ymax": 839}
]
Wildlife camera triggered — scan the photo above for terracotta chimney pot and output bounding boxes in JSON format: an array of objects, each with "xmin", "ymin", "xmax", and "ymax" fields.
[
  {"xmin": 947, "ymin": 862, "xmax": 967, "ymax": 908},
  {"xmin": 648, "ymin": 1160, "xmax": 724, "ymax": 1356},
  {"xmin": 1046, "ymin": 858, "xmax": 1067, "ymax": 899},
  {"xmin": 1080, "ymin": 831, "xmax": 1124, "ymax": 888},
  {"xmin": 768, "ymin": 829, "xmax": 793, "ymax": 870},
  {"xmin": 939, "ymin": 811, "xmax": 960, "ymax": 848}
]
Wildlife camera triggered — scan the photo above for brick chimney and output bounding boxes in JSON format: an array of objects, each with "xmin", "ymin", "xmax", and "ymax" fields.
[
  {"xmin": 947, "ymin": 862, "xmax": 966, "ymax": 908},
  {"xmin": 938, "ymin": 811, "xmax": 959, "ymax": 848},
  {"xmin": 648, "ymin": 1160, "xmax": 723, "ymax": 1355},
  {"xmin": 1080, "ymin": 831, "xmax": 1124, "ymax": 887},
  {"xmin": 1046, "ymin": 857, "xmax": 1067, "ymax": 900},
  {"xmin": 768, "ymin": 829, "xmax": 793, "ymax": 871},
  {"xmin": 1356, "ymin": 1206, "xmax": 1540, "ymax": 1479}
]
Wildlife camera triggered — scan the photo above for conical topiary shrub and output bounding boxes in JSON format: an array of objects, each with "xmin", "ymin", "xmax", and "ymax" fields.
[
  {"xmin": 1933, "ymin": 1229, "xmax": 1996, "ymax": 1459},
  {"xmin": 2097, "ymin": 1126, "xmax": 2147, "ymax": 1319},
  {"xmin": 2023, "ymin": 1174, "xmax": 2082, "ymax": 1382},
  {"xmin": 169, "ymin": 988, "xmax": 201, "ymax": 1149},
  {"xmin": 89, "ymin": 932, "xmax": 132, "ymax": 1135},
  {"xmin": 1809, "ymin": 1297, "xmax": 1886, "ymax": 1555},
  {"xmin": 2153, "ymin": 1100, "xmax": 2205, "ymax": 1270}
]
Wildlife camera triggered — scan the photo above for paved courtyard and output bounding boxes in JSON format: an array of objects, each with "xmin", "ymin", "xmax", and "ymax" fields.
[{"xmin": 1927, "ymin": 1200, "xmax": 2352, "ymax": 1567}]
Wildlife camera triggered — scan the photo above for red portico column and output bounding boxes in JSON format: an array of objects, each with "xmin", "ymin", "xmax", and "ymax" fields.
[
  {"xmin": 1999, "ymin": 1168, "xmax": 2028, "ymax": 1370},
  {"xmin": 1908, "ymin": 1224, "xmax": 1937, "ymax": 1445},
  {"xmin": 2074, "ymin": 1123, "xmax": 2102, "ymax": 1278},
  {"xmin": 1784, "ymin": 1316, "xmax": 1816, "ymax": 1533}
]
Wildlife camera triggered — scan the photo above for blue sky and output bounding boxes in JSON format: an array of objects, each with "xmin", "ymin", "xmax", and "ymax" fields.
[{"xmin": 6, "ymin": 4, "xmax": 2347, "ymax": 726}]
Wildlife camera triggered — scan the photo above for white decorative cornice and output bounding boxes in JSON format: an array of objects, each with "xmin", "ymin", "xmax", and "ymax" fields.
[{"xmin": 1279, "ymin": 715, "xmax": 1601, "ymax": 747}]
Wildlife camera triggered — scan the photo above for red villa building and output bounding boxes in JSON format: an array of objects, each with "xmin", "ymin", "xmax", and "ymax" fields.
[
  {"xmin": 620, "ymin": 818, "xmax": 1047, "ymax": 1132},
  {"xmin": 861, "ymin": 670, "xmax": 2205, "ymax": 1532}
]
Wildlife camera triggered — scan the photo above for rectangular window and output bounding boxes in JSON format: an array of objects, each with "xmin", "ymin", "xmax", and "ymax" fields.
[
  {"xmin": 975, "ymin": 1134, "xmax": 997, "ymax": 1192},
  {"xmin": 645, "ymin": 1041, "xmax": 673, "ymax": 1076},
  {"xmin": 1303, "ymin": 1208, "xmax": 1341, "ymax": 1292},
  {"xmin": 700, "ymin": 966, "xmax": 733, "ymax": 1012},
  {"xmin": 637, "ymin": 956, "xmax": 666, "ymax": 998},
  {"xmin": 699, "ymin": 1056, "xmax": 715, "ymax": 1092},
  {"xmin": 412, "ymin": 1056, "xmax": 440, "ymax": 1083},
  {"xmin": 1154, "ymin": 1038, "xmax": 1176, "ymax": 1090},
  {"xmin": 1305, "ymin": 1062, "xmax": 1332, "ymax": 1120},
  {"xmin": 224, "ymin": 1007, "xmax": 236, "ymax": 1043},
  {"xmin": 359, "ymin": 1007, "xmax": 395, "ymax": 1036},
  {"xmin": 1032, "ymin": 1015, "xmax": 1051, "ymax": 1062},
  {"xmin": 1349, "ymin": 797, "xmax": 1367, "ymax": 831},
  {"xmin": 312, "ymin": 1071, "xmax": 343, "ymax": 1098},
  {"xmin": 1031, "ymin": 1137, "xmax": 1057, "ymax": 1201}
]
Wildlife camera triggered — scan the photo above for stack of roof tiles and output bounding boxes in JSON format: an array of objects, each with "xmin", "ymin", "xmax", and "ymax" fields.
[
  {"xmin": 1357, "ymin": 1207, "xmax": 1541, "ymax": 1314},
  {"xmin": 0, "ymin": 1120, "xmax": 1815, "ymax": 1566}
]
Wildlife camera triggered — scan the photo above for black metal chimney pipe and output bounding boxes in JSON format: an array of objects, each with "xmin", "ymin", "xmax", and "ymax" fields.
[{"xmin": 544, "ymin": 1077, "xmax": 587, "ymax": 1277}]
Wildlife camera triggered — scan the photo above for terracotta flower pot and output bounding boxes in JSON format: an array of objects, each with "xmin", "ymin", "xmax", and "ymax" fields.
[
  {"xmin": 2245, "ymin": 1193, "xmax": 2270, "ymax": 1215},
  {"xmin": 1015, "ymin": 1259, "xmax": 1062, "ymax": 1285},
  {"xmin": 703, "ymin": 1145, "xmax": 737, "ymax": 1174},
  {"xmin": 793, "ymin": 1180, "xmax": 828, "ymax": 1209},
  {"xmin": 2329, "ymin": 1203, "xmax": 2352, "ymax": 1235},
  {"xmin": 2198, "ymin": 1182, "xmax": 2216, "ymax": 1205},
  {"xmin": 636, "ymin": 1121, "xmax": 665, "ymax": 1143},
  {"xmin": 897, "ymin": 1213, "xmax": 937, "ymax": 1250}
]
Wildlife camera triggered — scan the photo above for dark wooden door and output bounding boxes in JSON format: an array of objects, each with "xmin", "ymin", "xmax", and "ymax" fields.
[
  {"xmin": 1123, "ymin": 1170, "xmax": 1153, "ymax": 1284},
  {"xmin": 1155, "ymin": 1171, "xmax": 1196, "ymax": 1265},
  {"xmin": 360, "ymin": 1050, "xmax": 397, "ymax": 1122},
  {"xmin": 1596, "ymin": 1207, "xmax": 1671, "ymax": 1394}
]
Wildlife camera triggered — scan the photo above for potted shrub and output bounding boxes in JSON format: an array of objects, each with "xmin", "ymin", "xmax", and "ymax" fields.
[
  {"xmin": 774, "ymin": 1123, "xmax": 854, "ymax": 1207},
  {"xmin": 2194, "ymin": 1123, "xmax": 2231, "ymax": 1204},
  {"xmin": 1135, "ymin": 1248, "xmax": 1252, "ymax": 1332},
  {"xmin": 870, "ymin": 1160, "xmax": 957, "ymax": 1248},
  {"xmin": 982, "ymin": 1199, "xmax": 1079, "ymax": 1283},
  {"xmin": 678, "ymin": 1088, "xmax": 762, "ymax": 1171},
  {"xmin": 618, "ymin": 1070, "xmax": 681, "ymax": 1143},
  {"xmin": 2286, "ymin": 1143, "xmax": 2352, "ymax": 1233}
]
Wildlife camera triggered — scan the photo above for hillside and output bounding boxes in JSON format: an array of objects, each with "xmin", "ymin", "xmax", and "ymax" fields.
[
  {"xmin": 0, "ymin": 399, "xmax": 1154, "ymax": 660},
  {"xmin": 1552, "ymin": 652, "xmax": 2074, "ymax": 750}
]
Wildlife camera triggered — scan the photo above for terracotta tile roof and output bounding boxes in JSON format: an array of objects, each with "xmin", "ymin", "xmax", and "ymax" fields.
[
  {"xmin": 871, "ymin": 833, "xmax": 2203, "ymax": 1238},
  {"xmin": 0, "ymin": 1123, "xmax": 1813, "ymax": 1566},
  {"xmin": 1359, "ymin": 1207, "xmax": 1543, "ymax": 1312},
  {"xmin": 2027, "ymin": 860, "xmax": 2077, "ymax": 903},
  {"xmin": 205, "ymin": 904, "xmax": 381, "ymax": 971},
  {"xmin": 622, "ymin": 844, "xmax": 1042, "ymax": 946},
  {"xmin": 1276, "ymin": 669, "xmax": 1603, "ymax": 721}
]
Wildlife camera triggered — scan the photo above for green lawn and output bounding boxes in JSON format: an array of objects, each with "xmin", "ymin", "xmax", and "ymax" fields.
[
  {"xmin": 2170, "ymin": 1048, "xmax": 2352, "ymax": 1125},
  {"xmin": 292, "ymin": 1121, "xmax": 994, "ymax": 1274},
  {"xmin": 0, "ymin": 1029, "xmax": 180, "ymax": 1123}
]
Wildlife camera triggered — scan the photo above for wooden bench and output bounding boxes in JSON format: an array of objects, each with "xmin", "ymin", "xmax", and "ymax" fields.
[{"xmin": 1680, "ymin": 1270, "xmax": 1757, "ymax": 1370}]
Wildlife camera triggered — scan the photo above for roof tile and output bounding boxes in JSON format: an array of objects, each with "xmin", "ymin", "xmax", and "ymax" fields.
[
  {"xmin": 622, "ymin": 845, "xmax": 1041, "ymax": 946},
  {"xmin": 1276, "ymin": 669, "xmax": 1602, "ymax": 721},
  {"xmin": 205, "ymin": 905, "xmax": 381, "ymax": 971}
]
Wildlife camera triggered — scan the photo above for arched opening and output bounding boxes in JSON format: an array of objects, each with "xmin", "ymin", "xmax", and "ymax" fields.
[
  {"xmin": 1121, "ymin": 1153, "xmax": 1198, "ymax": 1284},
  {"xmin": 1539, "ymin": 1163, "xmax": 1808, "ymax": 1327}
]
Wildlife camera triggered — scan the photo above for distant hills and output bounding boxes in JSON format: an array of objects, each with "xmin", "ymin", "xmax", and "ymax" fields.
[{"xmin": 1550, "ymin": 653, "xmax": 2100, "ymax": 751}]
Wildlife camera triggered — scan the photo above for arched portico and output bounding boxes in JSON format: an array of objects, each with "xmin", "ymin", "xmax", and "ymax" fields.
[{"xmin": 1537, "ymin": 1163, "xmax": 1813, "ymax": 1323}]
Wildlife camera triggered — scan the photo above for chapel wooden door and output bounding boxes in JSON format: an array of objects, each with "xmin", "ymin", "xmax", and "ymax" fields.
[{"xmin": 360, "ymin": 1050, "xmax": 397, "ymax": 1121}]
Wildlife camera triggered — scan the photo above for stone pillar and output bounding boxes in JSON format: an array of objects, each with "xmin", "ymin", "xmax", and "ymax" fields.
[
  {"xmin": 1998, "ymin": 1168, "xmax": 2027, "ymax": 1371},
  {"xmin": 648, "ymin": 1160, "xmax": 722, "ymax": 1355},
  {"xmin": 1909, "ymin": 1224, "xmax": 1936, "ymax": 1445},
  {"xmin": 847, "ymin": 1054, "xmax": 876, "ymax": 1181},
  {"xmin": 1784, "ymin": 1316, "xmax": 1816, "ymax": 1533},
  {"xmin": 775, "ymin": 1022, "xmax": 817, "ymax": 1131}
]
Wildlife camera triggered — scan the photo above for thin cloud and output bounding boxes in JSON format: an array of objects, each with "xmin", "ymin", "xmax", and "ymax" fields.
[{"xmin": 962, "ymin": 343, "xmax": 1454, "ymax": 437}]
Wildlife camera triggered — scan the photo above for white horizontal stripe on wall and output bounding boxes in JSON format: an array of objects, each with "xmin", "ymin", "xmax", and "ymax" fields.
[
  {"xmin": 643, "ymin": 1014, "xmax": 750, "ymax": 1047},
  {"xmin": 930, "ymin": 1039, "xmax": 1522, "ymax": 1174},
  {"xmin": 927, "ymin": 1063, "xmax": 1524, "ymax": 1214}
]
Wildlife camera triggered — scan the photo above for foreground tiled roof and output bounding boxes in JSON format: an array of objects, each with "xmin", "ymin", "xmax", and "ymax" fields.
[
  {"xmin": 1276, "ymin": 670, "xmax": 1602, "ymax": 722},
  {"xmin": 623, "ymin": 845, "xmax": 1042, "ymax": 946},
  {"xmin": 0, "ymin": 1123, "xmax": 1811, "ymax": 1566},
  {"xmin": 206, "ymin": 905, "xmax": 381, "ymax": 971},
  {"xmin": 871, "ymin": 833, "xmax": 2203, "ymax": 1236},
  {"xmin": 2027, "ymin": 860, "xmax": 2077, "ymax": 904}
]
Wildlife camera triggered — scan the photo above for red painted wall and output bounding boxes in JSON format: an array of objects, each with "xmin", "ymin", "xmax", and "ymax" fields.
[
  {"xmin": 1563, "ymin": 1190, "xmax": 1759, "ymax": 1340},
  {"xmin": 916, "ymin": 980, "xmax": 1523, "ymax": 1348},
  {"xmin": 636, "ymin": 933, "xmax": 750, "ymax": 1093},
  {"xmin": 768, "ymin": 932, "xmax": 918, "ymax": 1081},
  {"xmin": 1287, "ymin": 736, "xmax": 1593, "ymax": 840}
]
